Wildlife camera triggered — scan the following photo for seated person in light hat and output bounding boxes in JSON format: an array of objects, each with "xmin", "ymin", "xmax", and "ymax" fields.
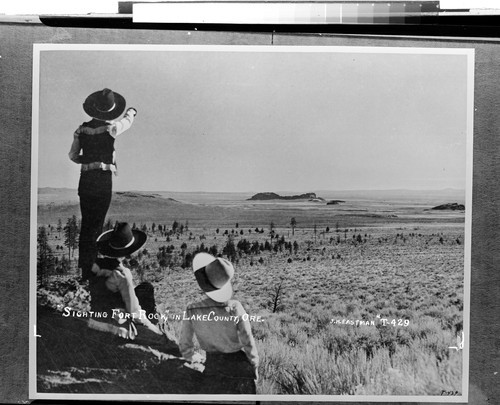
[
  {"xmin": 179, "ymin": 253, "xmax": 259, "ymax": 394},
  {"xmin": 88, "ymin": 222, "xmax": 177, "ymax": 349}
]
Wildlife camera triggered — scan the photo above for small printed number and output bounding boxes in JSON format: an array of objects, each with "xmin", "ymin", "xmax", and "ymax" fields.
[{"xmin": 441, "ymin": 390, "xmax": 459, "ymax": 396}]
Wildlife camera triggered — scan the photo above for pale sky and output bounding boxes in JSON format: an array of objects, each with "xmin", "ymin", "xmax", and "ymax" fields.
[{"xmin": 36, "ymin": 46, "xmax": 471, "ymax": 193}]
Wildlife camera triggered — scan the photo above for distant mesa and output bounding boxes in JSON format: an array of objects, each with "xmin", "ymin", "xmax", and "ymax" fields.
[
  {"xmin": 116, "ymin": 191, "xmax": 161, "ymax": 199},
  {"xmin": 326, "ymin": 200, "xmax": 345, "ymax": 205},
  {"xmin": 114, "ymin": 191, "xmax": 180, "ymax": 203},
  {"xmin": 431, "ymin": 203, "xmax": 465, "ymax": 211},
  {"xmin": 247, "ymin": 192, "xmax": 318, "ymax": 201}
]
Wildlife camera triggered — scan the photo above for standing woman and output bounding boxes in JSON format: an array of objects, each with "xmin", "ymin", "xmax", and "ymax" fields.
[
  {"xmin": 179, "ymin": 253, "xmax": 259, "ymax": 394},
  {"xmin": 68, "ymin": 88, "xmax": 137, "ymax": 281}
]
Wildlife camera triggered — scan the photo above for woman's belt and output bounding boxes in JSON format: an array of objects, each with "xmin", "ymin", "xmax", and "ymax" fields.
[{"xmin": 81, "ymin": 161, "xmax": 116, "ymax": 172}]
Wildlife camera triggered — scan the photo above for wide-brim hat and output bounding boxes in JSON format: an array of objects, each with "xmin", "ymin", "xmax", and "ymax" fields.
[
  {"xmin": 96, "ymin": 222, "xmax": 147, "ymax": 258},
  {"xmin": 83, "ymin": 88, "xmax": 126, "ymax": 121},
  {"xmin": 193, "ymin": 253, "xmax": 234, "ymax": 302}
]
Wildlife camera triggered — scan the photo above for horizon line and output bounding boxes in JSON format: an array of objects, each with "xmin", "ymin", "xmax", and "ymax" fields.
[{"xmin": 38, "ymin": 186, "xmax": 466, "ymax": 194}]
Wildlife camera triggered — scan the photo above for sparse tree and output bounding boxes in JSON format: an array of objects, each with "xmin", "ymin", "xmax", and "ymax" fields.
[
  {"xmin": 37, "ymin": 226, "xmax": 55, "ymax": 285},
  {"xmin": 209, "ymin": 245, "xmax": 218, "ymax": 257},
  {"xmin": 269, "ymin": 221, "xmax": 276, "ymax": 245},
  {"xmin": 63, "ymin": 215, "xmax": 79, "ymax": 260},
  {"xmin": 182, "ymin": 252, "xmax": 193, "ymax": 268},
  {"xmin": 290, "ymin": 217, "xmax": 297, "ymax": 236},
  {"xmin": 268, "ymin": 278, "xmax": 285, "ymax": 313},
  {"xmin": 56, "ymin": 218, "xmax": 63, "ymax": 236},
  {"xmin": 223, "ymin": 237, "xmax": 237, "ymax": 262},
  {"xmin": 56, "ymin": 254, "xmax": 70, "ymax": 275},
  {"xmin": 172, "ymin": 220, "xmax": 179, "ymax": 233}
]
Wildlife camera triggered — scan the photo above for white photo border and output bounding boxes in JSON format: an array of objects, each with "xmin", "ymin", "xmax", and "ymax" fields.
[{"xmin": 30, "ymin": 43, "xmax": 474, "ymax": 402}]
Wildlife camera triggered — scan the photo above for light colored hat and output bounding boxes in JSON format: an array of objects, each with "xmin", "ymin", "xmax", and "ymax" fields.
[{"xmin": 193, "ymin": 253, "xmax": 234, "ymax": 302}]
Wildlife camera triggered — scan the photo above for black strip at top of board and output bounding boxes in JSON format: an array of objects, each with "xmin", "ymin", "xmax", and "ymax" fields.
[{"xmin": 36, "ymin": 13, "xmax": 500, "ymax": 38}]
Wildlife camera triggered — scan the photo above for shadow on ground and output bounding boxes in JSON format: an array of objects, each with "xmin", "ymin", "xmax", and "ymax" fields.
[{"xmin": 36, "ymin": 305, "xmax": 204, "ymax": 394}]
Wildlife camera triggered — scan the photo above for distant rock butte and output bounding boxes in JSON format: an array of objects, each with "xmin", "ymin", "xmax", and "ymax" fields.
[
  {"xmin": 247, "ymin": 192, "xmax": 318, "ymax": 201},
  {"xmin": 114, "ymin": 191, "xmax": 179, "ymax": 203},
  {"xmin": 326, "ymin": 200, "xmax": 345, "ymax": 205},
  {"xmin": 431, "ymin": 203, "xmax": 465, "ymax": 211},
  {"xmin": 115, "ymin": 191, "xmax": 160, "ymax": 199}
]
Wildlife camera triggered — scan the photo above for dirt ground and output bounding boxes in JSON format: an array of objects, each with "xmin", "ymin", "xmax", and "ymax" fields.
[{"xmin": 36, "ymin": 305, "xmax": 204, "ymax": 394}]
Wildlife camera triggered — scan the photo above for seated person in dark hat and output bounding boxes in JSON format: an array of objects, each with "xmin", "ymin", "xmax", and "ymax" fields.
[
  {"xmin": 179, "ymin": 253, "xmax": 259, "ymax": 394},
  {"xmin": 88, "ymin": 222, "xmax": 177, "ymax": 349}
]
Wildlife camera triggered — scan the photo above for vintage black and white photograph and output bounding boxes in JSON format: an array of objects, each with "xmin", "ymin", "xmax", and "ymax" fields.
[{"xmin": 30, "ymin": 44, "xmax": 473, "ymax": 401}]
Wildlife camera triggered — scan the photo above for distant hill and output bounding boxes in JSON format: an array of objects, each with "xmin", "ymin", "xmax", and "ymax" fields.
[
  {"xmin": 37, "ymin": 188, "xmax": 230, "ymax": 226},
  {"xmin": 248, "ymin": 192, "xmax": 317, "ymax": 201},
  {"xmin": 37, "ymin": 187, "xmax": 80, "ymax": 205},
  {"xmin": 316, "ymin": 188, "xmax": 465, "ymax": 204},
  {"xmin": 36, "ymin": 187, "xmax": 466, "ymax": 228},
  {"xmin": 431, "ymin": 203, "xmax": 465, "ymax": 211}
]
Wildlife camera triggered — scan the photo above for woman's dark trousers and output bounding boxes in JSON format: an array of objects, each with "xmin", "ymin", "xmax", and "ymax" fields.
[{"xmin": 78, "ymin": 170, "xmax": 112, "ymax": 281}]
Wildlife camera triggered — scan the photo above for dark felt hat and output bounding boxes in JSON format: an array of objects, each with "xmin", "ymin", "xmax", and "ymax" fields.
[
  {"xmin": 193, "ymin": 253, "xmax": 234, "ymax": 302},
  {"xmin": 83, "ymin": 88, "xmax": 126, "ymax": 121},
  {"xmin": 96, "ymin": 222, "xmax": 146, "ymax": 258}
]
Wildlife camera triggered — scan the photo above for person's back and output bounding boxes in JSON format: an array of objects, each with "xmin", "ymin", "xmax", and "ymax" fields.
[
  {"xmin": 89, "ymin": 258, "xmax": 123, "ymax": 314},
  {"xmin": 179, "ymin": 254, "xmax": 259, "ymax": 394},
  {"xmin": 87, "ymin": 223, "xmax": 178, "ymax": 352}
]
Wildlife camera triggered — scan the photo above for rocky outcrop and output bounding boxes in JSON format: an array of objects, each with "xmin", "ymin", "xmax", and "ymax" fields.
[
  {"xmin": 248, "ymin": 192, "xmax": 317, "ymax": 201},
  {"xmin": 431, "ymin": 203, "xmax": 465, "ymax": 211}
]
